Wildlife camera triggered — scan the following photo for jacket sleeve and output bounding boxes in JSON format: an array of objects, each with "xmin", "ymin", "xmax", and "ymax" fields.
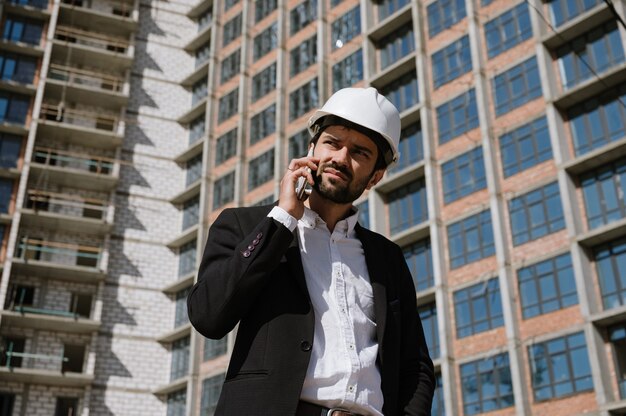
[
  {"xmin": 187, "ymin": 208, "xmax": 295, "ymax": 339},
  {"xmin": 395, "ymin": 244, "xmax": 436, "ymax": 416}
]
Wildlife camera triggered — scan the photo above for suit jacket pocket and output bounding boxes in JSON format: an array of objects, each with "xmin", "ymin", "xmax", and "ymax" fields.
[{"xmin": 224, "ymin": 369, "xmax": 270, "ymax": 383}]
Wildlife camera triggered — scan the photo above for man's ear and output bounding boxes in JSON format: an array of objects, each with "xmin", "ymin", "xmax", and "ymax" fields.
[{"xmin": 366, "ymin": 169, "xmax": 385, "ymax": 190}]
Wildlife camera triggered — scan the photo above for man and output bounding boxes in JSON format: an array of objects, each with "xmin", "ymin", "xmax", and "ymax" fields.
[{"xmin": 188, "ymin": 87, "xmax": 435, "ymax": 416}]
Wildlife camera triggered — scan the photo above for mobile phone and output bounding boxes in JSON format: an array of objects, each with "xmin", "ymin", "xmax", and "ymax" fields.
[{"xmin": 295, "ymin": 143, "xmax": 314, "ymax": 201}]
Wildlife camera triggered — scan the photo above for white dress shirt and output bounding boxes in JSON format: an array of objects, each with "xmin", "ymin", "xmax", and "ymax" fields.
[{"xmin": 268, "ymin": 206, "xmax": 384, "ymax": 416}]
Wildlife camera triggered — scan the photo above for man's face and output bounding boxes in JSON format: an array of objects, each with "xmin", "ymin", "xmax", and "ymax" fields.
[{"xmin": 312, "ymin": 125, "xmax": 385, "ymax": 204}]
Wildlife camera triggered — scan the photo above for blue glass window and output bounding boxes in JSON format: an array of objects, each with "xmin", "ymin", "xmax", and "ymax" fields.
[
  {"xmin": 594, "ymin": 237, "xmax": 626, "ymax": 310},
  {"xmin": 166, "ymin": 389, "xmax": 186, "ymax": 416},
  {"xmin": 499, "ymin": 116, "xmax": 552, "ymax": 177},
  {"xmin": 518, "ymin": 253, "xmax": 578, "ymax": 319},
  {"xmin": 178, "ymin": 240, "xmax": 196, "ymax": 277},
  {"xmin": 569, "ymin": 84, "xmax": 626, "ymax": 156},
  {"xmin": 460, "ymin": 353, "xmax": 514, "ymax": 415},
  {"xmin": 188, "ymin": 113, "xmax": 205, "ymax": 145},
  {"xmin": 389, "ymin": 122, "xmax": 423, "ymax": 175},
  {"xmin": 222, "ymin": 13, "xmax": 242, "ymax": 47},
  {"xmin": 381, "ymin": 71, "xmax": 419, "ymax": 113},
  {"xmin": 493, "ymin": 57, "xmax": 542, "ymax": 116},
  {"xmin": 204, "ymin": 337, "xmax": 227, "ymax": 361},
  {"xmin": 0, "ymin": 133, "xmax": 22, "ymax": 169},
  {"xmin": 357, "ymin": 200, "xmax": 369, "ymax": 229},
  {"xmin": 251, "ymin": 62, "xmax": 276, "ymax": 102},
  {"xmin": 448, "ymin": 209, "xmax": 495, "ymax": 269},
  {"xmin": 529, "ymin": 332, "xmax": 593, "ymax": 401},
  {"xmin": 191, "ymin": 78, "xmax": 208, "ymax": 106},
  {"xmin": 332, "ymin": 49, "xmax": 363, "ymax": 92},
  {"xmin": 454, "ymin": 278, "xmax": 504, "ymax": 338},
  {"xmin": 250, "ymin": 104, "xmax": 276, "ymax": 144},
  {"xmin": 0, "ymin": 92, "xmax": 30, "ymax": 125},
  {"xmin": 378, "ymin": 22, "xmax": 415, "ymax": 70},
  {"xmin": 331, "ymin": 6, "xmax": 360, "ymax": 50},
  {"xmin": 427, "ymin": 0, "xmax": 466, "ymax": 38},
  {"xmin": 509, "ymin": 182, "xmax": 565, "ymax": 246},
  {"xmin": 290, "ymin": 35, "xmax": 317, "ymax": 78},
  {"xmin": 195, "ymin": 41, "xmax": 211, "ymax": 69},
  {"xmin": 547, "ymin": 0, "xmax": 602, "ymax": 27},
  {"xmin": 255, "ymin": 0, "xmax": 277, "ymax": 23},
  {"xmin": 213, "ymin": 172, "xmax": 235, "ymax": 210},
  {"xmin": 581, "ymin": 158, "xmax": 626, "ymax": 230},
  {"xmin": 200, "ymin": 374, "xmax": 225, "ymax": 414},
  {"xmin": 182, "ymin": 196, "xmax": 199, "ymax": 230},
  {"xmin": 432, "ymin": 35, "xmax": 472, "ymax": 88},
  {"xmin": 484, "ymin": 3, "xmax": 532, "ymax": 58},
  {"xmin": 290, "ymin": 0, "xmax": 317, "ymax": 35},
  {"xmin": 253, "ymin": 23, "xmax": 278, "ymax": 62},
  {"xmin": 248, "ymin": 148, "xmax": 275, "ymax": 190},
  {"xmin": 170, "ymin": 336, "xmax": 190, "ymax": 381},
  {"xmin": 387, "ymin": 177, "xmax": 428, "ymax": 235},
  {"xmin": 0, "ymin": 179, "xmax": 14, "ymax": 214},
  {"xmin": 288, "ymin": 130, "xmax": 310, "ymax": 160},
  {"xmin": 289, "ymin": 78, "xmax": 318, "ymax": 121},
  {"xmin": 608, "ymin": 323, "xmax": 626, "ymax": 399},
  {"xmin": 437, "ymin": 89, "xmax": 479, "ymax": 144},
  {"xmin": 403, "ymin": 238, "xmax": 434, "ymax": 292},
  {"xmin": 186, "ymin": 153, "xmax": 202, "ymax": 187},
  {"xmin": 442, "ymin": 146, "xmax": 486, "ymax": 204},
  {"xmin": 218, "ymin": 88, "xmax": 239, "ymax": 123},
  {"xmin": 557, "ymin": 21, "xmax": 625, "ymax": 90},
  {"xmin": 215, "ymin": 129, "xmax": 237, "ymax": 166},
  {"xmin": 2, "ymin": 15, "xmax": 43, "ymax": 45},
  {"xmin": 377, "ymin": 0, "xmax": 409, "ymax": 22},
  {"xmin": 220, "ymin": 49, "xmax": 240, "ymax": 85},
  {"xmin": 432, "ymin": 374, "xmax": 445, "ymax": 416},
  {"xmin": 419, "ymin": 302, "xmax": 440, "ymax": 359},
  {"xmin": 0, "ymin": 52, "xmax": 37, "ymax": 84},
  {"xmin": 174, "ymin": 287, "xmax": 190, "ymax": 327}
]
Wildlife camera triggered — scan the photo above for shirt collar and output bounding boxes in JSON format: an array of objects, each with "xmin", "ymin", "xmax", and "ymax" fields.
[{"xmin": 300, "ymin": 205, "xmax": 360, "ymax": 236}]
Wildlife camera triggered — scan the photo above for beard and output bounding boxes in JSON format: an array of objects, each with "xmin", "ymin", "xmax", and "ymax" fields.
[{"xmin": 313, "ymin": 162, "xmax": 373, "ymax": 204}]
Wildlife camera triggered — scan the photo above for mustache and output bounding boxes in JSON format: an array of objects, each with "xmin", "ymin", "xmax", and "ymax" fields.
[{"xmin": 319, "ymin": 162, "xmax": 353, "ymax": 180}]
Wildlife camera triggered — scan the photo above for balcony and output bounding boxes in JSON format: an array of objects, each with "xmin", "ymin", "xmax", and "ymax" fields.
[
  {"xmin": 0, "ymin": 343, "xmax": 93, "ymax": 387},
  {"xmin": 20, "ymin": 190, "xmax": 112, "ymax": 234},
  {"xmin": 52, "ymin": 25, "xmax": 133, "ymax": 70},
  {"xmin": 38, "ymin": 103, "xmax": 123, "ymax": 148},
  {"xmin": 46, "ymin": 63, "xmax": 128, "ymax": 107},
  {"xmin": 1, "ymin": 307, "xmax": 100, "ymax": 334},
  {"xmin": 12, "ymin": 237, "xmax": 106, "ymax": 282},
  {"xmin": 60, "ymin": 0, "xmax": 137, "ymax": 29},
  {"xmin": 30, "ymin": 147, "xmax": 118, "ymax": 190}
]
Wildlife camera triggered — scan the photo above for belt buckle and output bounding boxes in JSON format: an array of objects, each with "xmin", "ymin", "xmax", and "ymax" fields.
[{"xmin": 327, "ymin": 408, "xmax": 353, "ymax": 416}]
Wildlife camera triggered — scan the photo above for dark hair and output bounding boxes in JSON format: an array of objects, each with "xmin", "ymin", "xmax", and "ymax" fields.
[{"xmin": 310, "ymin": 115, "xmax": 391, "ymax": 170}]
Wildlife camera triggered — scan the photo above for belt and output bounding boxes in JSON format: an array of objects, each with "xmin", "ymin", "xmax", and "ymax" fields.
[{"xmin": 295, "ymin": 401, "xmax": 364, "ymax": 416}]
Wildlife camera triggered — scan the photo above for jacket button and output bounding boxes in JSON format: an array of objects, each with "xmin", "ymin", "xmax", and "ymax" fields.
[
  {"xmin": 256, "ymin": 232, "xmax": 263, "ymax": 239},
  {"xmin": 252, "ymin": 239, "xmax": 260, "ymax": 245},
  {"xmin": 300, "ymin": 341, "xmax": 312, "ymax": 352},
  {"xmin": 242, "ymin": 250, "xmax": 251, "ymax": 258},
  {"xmin": 247, "ymin": 245, "xmax": 255, "ymax": 251}
]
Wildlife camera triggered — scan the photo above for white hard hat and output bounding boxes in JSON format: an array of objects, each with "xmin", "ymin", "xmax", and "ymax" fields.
[{"xmin": 307, "ymin": 87, "xmax": 401, "ymax": 166}]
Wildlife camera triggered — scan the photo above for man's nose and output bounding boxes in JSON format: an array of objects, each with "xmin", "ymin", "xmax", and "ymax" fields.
[{"xmin": 331, "ymin": 146, "xmax": 350, "ymax": 166}]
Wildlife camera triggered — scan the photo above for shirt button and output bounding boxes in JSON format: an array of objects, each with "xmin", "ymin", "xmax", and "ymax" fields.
[
  {"xmin": 348, "ymin": 344, "xmax": 354, "ymax": 350},
  {"xmin": 348, "ymin": 386, "xmax": 355, "ymax": 392},
  {"xmin": 300, "ymin": 341, "xmax": 312, "ymax": 352}
]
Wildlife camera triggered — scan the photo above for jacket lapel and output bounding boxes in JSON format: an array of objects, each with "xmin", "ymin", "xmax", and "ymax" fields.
[{"xmin": 355, "ymin": 225, "xmax": 387, "ymax": 364}]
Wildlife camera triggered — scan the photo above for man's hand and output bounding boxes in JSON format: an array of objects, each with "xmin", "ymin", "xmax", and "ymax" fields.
[{"xmin": 278, "ymin": 155, "xmax": 318, "ymax": 219}]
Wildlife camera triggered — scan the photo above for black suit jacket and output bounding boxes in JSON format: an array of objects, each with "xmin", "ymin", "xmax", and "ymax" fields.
[{"xmin": 188, "ymin": 205, "xmax": 435, "ymax": 415}]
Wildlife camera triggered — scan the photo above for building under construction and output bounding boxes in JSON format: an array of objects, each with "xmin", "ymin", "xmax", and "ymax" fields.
[{"xmin": 0, "ymin": 0, "xmax": 626, "ymax": 414}]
